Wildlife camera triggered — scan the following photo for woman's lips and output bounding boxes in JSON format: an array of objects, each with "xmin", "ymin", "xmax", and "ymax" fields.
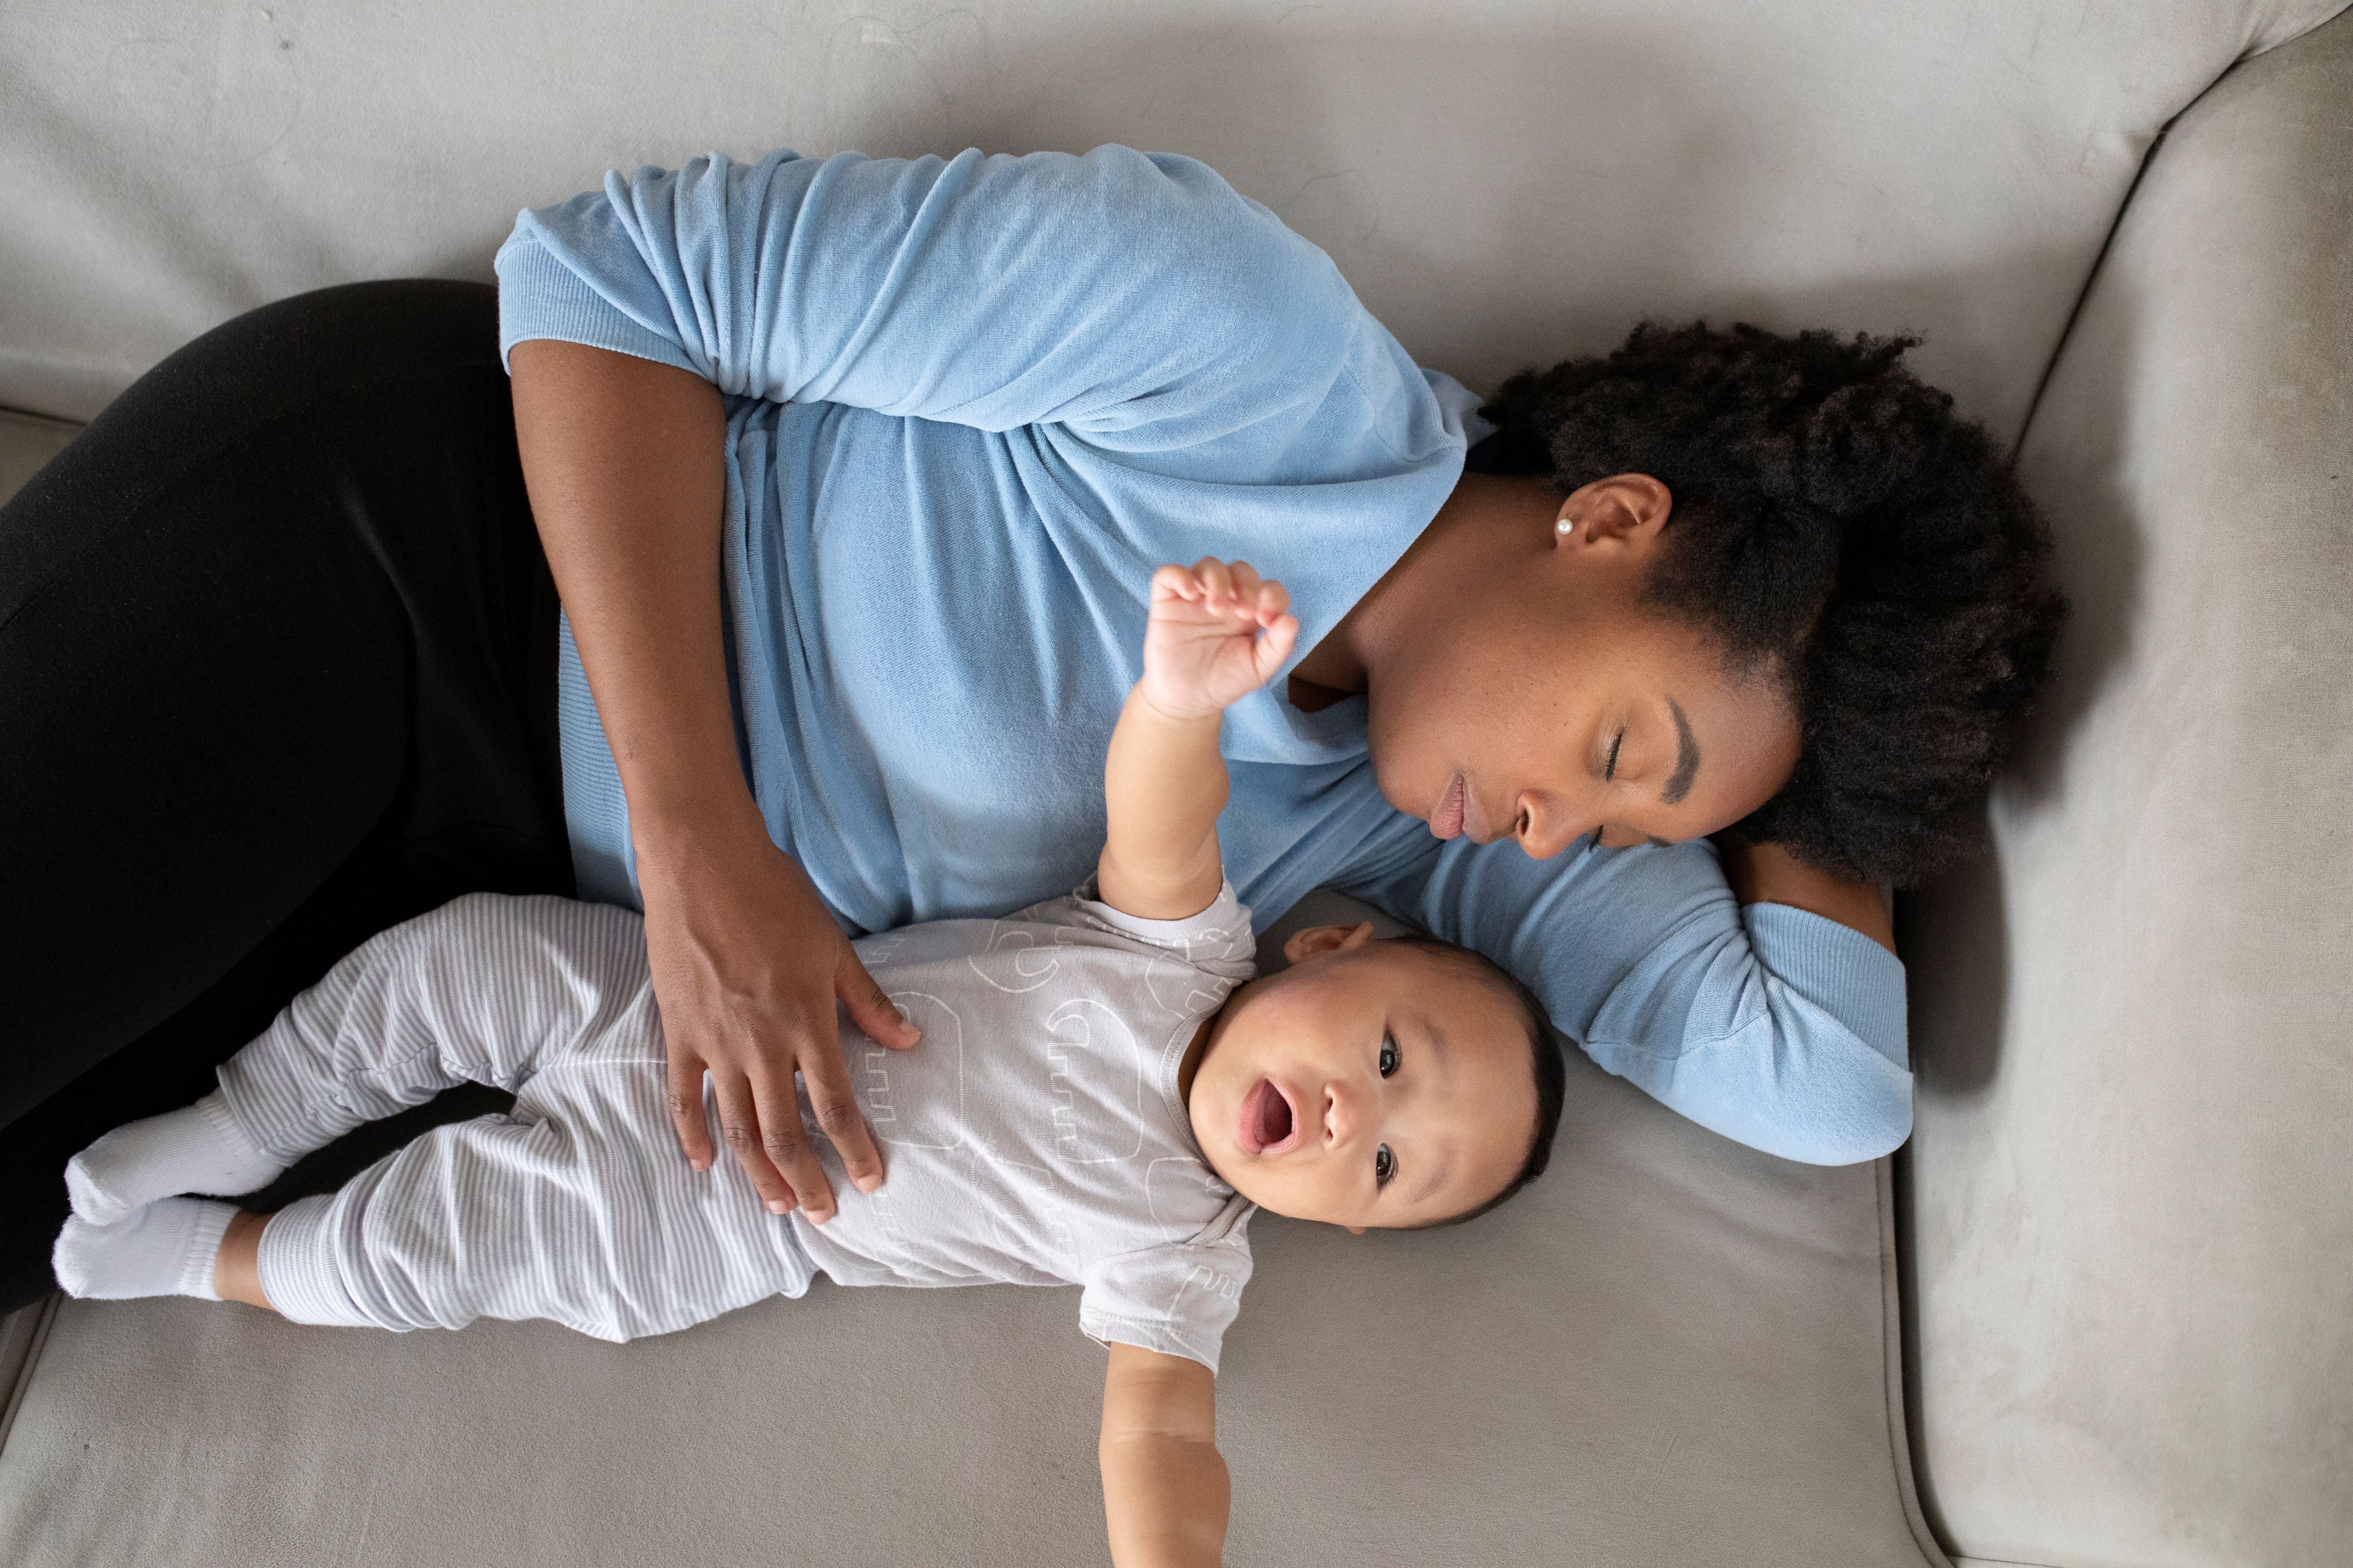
[
  {"xmin": 1432, "ymin": 772, "xmax": 1503, "ymax": 843},
  {"xmin": 1430, "ymin": 774, "xmax": 1466, "ymax": 840},
  {"xmin": 1238, "ymin": 1078, "xmax": 1300, "ymax": 1156}
]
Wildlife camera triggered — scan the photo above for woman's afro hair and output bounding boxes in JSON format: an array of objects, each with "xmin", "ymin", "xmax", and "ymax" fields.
[{"xmin": 1474, "ymin": 320, "xmax": 2066, "ymax": 886}]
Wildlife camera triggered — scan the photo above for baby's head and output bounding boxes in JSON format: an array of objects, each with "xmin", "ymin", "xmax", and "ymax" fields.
[{"xmin": 1185, "ymin": 923, "xmax": 1564, "ymax": 1231}]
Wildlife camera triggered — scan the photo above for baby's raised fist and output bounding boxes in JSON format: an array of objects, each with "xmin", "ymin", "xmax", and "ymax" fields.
[{"xmin": 1138, "ymin": 559, "xmax": 1301, "ymax": 721}]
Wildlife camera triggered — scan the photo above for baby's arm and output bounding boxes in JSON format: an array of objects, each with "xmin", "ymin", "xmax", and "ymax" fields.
[
  {"xmin": 1098, "ymin": 560, "xmax": 1298, "ymax": 920},
  {"xmin": 1100, "ymin": 1343, "xmax": 1228, "ymax": 1567}
]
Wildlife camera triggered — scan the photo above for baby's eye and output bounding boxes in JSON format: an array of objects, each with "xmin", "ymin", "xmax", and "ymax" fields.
[
  {"xmin": 1378, "ymin": 1036, "xmax": 1399, "ymax": 1077},
  {"xmin": 1374, "ymin": 1145, "xmax": 1395, "ymax": 1187}
]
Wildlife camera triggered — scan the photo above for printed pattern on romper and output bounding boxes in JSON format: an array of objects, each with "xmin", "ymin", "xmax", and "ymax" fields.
[{"xmin": 786, "ymin": 881, "xmax": 1260, "ymax": 1369}]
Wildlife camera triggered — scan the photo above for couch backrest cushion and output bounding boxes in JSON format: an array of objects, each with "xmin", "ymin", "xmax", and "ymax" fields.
[{"xmin": 1, "ymin": 0, "xmax": 2340, "ymax": 430}]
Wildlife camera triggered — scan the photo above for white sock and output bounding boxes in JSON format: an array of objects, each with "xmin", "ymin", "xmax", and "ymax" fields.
[
  {"xmin": 64, "ymin": 1090, "xmax": 286, "ymax": 1225},
  {"xmin": 52, "ymin": 1198, "xmax": 236, "ymax": 1302}
]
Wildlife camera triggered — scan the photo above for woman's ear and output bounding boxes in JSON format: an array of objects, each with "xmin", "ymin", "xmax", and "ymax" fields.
[
  {"xmin": 1281, "ymin": 920, "xmax": 1377, "ymax": 965},
  {"xmin": 1556, "ymin": 473, "xmax": 1673, "ymax": 553}
]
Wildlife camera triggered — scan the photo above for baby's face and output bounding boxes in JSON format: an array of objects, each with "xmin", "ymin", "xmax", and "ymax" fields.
[{"xmin": 1186, "ymin": 925, "xmax": 1538, "ymax": 1231}]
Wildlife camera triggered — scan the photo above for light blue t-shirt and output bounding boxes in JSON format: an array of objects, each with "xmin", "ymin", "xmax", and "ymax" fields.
[{"xmin": 495, "ymin": 145, "xmax": 1910, "ymax": 1165}]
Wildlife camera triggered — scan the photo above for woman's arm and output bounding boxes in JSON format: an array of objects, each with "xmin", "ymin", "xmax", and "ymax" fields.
[
  {"xmin": 1100, "ymin": 1343, "xmax": 1228, "ymax": 1568},
  {"xmin": 1342, "ymin": 826, "xmax": 1911, "ymax": 1165},
  {"xmin": 507, "ymin": 340, "xmax": 917, "ymax": 1220},
  {"xmin": 1714, "ymin": 838, "xmax": 1895, "ymax": 954},
  {"xmin": 496, "ymin": 147, "xmax": 1358, "ymax": 442}
]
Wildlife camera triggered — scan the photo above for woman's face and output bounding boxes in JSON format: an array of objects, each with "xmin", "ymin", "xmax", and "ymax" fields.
[{"xmin": 1361, "ymin": 476, "xmax": 1802, "ymax": 858}]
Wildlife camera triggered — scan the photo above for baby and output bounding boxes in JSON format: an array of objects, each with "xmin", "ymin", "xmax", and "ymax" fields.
[{"xmin": 54, "ymin": 559, "xmax": 1564, "ymax": 1566}]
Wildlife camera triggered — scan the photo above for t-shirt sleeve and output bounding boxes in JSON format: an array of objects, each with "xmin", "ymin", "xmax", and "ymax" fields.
[
  {"xmin": 495, "ymin": 145, "xmax": 1363, "ymax": 450},
  {"xmin": 1078, "ymin": 1217, "xmax": 1255, "ymax": 1374},
  {"xmin": 1064, "ymin": 878, "xmax": 1259, "ymax": 987}
]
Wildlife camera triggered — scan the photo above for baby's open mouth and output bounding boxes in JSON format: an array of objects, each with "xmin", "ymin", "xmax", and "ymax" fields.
[{"xmin": 1238, "ymin": 1078, "xmax": 1299, "ymax": 1155}]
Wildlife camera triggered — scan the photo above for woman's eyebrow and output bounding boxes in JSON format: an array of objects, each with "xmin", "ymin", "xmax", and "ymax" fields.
[{"xmin": 1661, "ymin": 696, "xmax": 1701, "ymax": 805}]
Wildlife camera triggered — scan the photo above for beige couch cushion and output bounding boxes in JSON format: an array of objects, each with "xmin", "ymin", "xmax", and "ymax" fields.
[
  {"xmin": 0, "ymin": 0, "xmax": 2338, "ymax": 436},
  {"xmin": 6, "ymin": 3, "xmax": 2350, "ymax": 1564},
  {"xmin": 0, "ymin": 895, "xmax": 1944, "ymax": 1567},
  {"xmin": 1902, "ymin": 13, "xmax": 2353, "ymax": 1566},
  {"xmin": 0, "ymin": 411, "xmax": 76, "ymax": 501}
]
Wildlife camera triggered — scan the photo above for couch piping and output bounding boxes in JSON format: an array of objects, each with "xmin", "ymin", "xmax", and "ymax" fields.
[
  {"xmin": 1878, "ymin": 1157, "xmax": 1957, "ymax": 1568},
  {"xmin": 0, "ymin": 1294, "xmax": 61, "ymax": 1461}
]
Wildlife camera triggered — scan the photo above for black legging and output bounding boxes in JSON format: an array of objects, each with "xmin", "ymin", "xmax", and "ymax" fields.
[{"xmin": 0, "ymin": 281, "xmax": 573, "ymax": 1311}]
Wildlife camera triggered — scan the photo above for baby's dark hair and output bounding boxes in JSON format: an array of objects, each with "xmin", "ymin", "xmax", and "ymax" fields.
[
  {"xmin": 1381, "ymin": 935, "xmax": 1564, "ymax": 1227},
  {"xmin": 1473, "ymin": 321, "xmax": 2067, "ymax": 886}
]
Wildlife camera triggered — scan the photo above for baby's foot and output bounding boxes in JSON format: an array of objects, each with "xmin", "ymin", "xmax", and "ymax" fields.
[
  {"xmin": 53, "ymin": 1198, "xmax": 237, "ymax": 1302},
  {"xmin": 65, "ymin": 1091, "xmax": 285, "ymax": 1225}
]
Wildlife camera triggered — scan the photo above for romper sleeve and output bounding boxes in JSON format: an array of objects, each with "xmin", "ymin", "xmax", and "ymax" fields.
[
  {"xmin": 1341, "ymin": 832, "xmax": 1912, "ymax": 1166},
  {"xmin": 1062, "ymin": 878, "xmax": 1260, "ymax": 987},
  {"xmin": 1078, "ymin": 1209, "xmax": 1255, "ymax": 1374},
  {"xmin": 495, "ymin": 145, "xmax": 1364, "ymax": 449}
]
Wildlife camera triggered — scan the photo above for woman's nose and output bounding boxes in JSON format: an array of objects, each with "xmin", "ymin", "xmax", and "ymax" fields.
[{"xmin": 1513, "ymin": 791, "xmax": 1589, "ymax": 860}]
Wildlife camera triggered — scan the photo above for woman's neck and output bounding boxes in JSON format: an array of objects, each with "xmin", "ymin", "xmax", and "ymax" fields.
[{"xmin": 1286, "ymin": 470, "xmax": 1553, "ymax": 712}]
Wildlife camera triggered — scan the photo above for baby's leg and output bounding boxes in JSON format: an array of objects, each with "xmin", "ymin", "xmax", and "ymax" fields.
[
  {"xmin": 249, "ymin": 1047, "xmax": 808, "ymax": 1341},
  {"xmin": 65, "ymin": 893, "xmax": 650, "ymax": 1224}
]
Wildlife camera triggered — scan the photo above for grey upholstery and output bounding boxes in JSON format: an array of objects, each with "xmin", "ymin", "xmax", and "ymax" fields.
[
  {"xmin": 3, "ymin": 3, "xmax": 2348, "ymax": 1565},
  {"xmin": 0, "ymin": 411, "xmax": 75, "ymax": 503},
  {"xmin": 1901, "ymin": 12, "xmax": 2353, "ymax": 1566}
]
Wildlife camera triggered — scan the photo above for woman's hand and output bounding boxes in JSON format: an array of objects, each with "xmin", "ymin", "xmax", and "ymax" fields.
[
  {"xmin": 636, "ymin": 805, "xmax": 921, "ymax": 1222},
  {"xmin": 509, "ymin": 339, "xmax": 918, "ymax": 1214}
]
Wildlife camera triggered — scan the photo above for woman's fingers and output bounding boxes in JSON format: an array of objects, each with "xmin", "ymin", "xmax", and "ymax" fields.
[
  {"xmin": 791, "ymin": 1016, "xmax": 882, "ymax": 1205},
  {"xmin": 840, "ymin": 952, "xmax": 920, "ymax": 1051},
  {"xmin": 666, "ymin": 1051, "xmax": 717, "ymax": 1171},
  {"xmin": 748, "ymin": 1056, "xmax": 839, "ymax": 1222},
  {"xmin": 710, "ymin": 1068, "xmax": 799, "ymax": 1215}
]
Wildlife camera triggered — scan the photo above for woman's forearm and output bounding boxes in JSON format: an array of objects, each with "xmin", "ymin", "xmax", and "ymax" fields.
[
  {"xmin": 507, "ymin": 339, "xmax": 757, "ymax": 853},
  {"xmin": 1716, "ymin": 838, "xmax": 1896, "ymax": 954}
]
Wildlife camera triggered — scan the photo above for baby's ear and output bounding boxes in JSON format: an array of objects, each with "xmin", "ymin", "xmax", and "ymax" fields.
[{"xmin": 1281, "ymin": 920, "xmax": 1376, "ymax": 965}]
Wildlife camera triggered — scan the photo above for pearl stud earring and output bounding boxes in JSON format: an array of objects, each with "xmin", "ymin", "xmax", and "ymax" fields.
[{"xmin": 1555, "ymin": 518, "xmax": 1575, "ymax": 536}]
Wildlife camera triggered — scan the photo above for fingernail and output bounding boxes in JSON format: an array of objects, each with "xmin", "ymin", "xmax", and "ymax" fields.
[
  {"xmin": 692, "ymin": 1158, "xmax": 711, "ymax": 1172},
  {"xmin": 808, "ymin": 1209, "xmax": 832, "ymax": 1226},
  {"xmin": 766, "ymin": 1199, "xmax": 790, "ymax": 1215},
  {"xmin": 854, "ymin": 1174, "xmax": 881, "ymax": 1194}
]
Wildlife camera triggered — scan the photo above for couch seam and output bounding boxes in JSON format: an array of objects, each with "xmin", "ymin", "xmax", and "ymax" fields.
[
  {"xmin": 2011, "ymin": 123, "xmax": 2167, "ymax": 456},
  {"xmin": 0, "ymin": 403, "xmax": 81, "ymax": 432},
  {"xmin": 2014, "ymin": 3, "xmax": 2351, "ymax": 454},
  {"xmin": 1878, "ymin": 1158, "xmax": 1957, "ymax": 1568},
  {"xmin": 0, "ymin": 1293, "xmax": 62, "ymax": 1462}
]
